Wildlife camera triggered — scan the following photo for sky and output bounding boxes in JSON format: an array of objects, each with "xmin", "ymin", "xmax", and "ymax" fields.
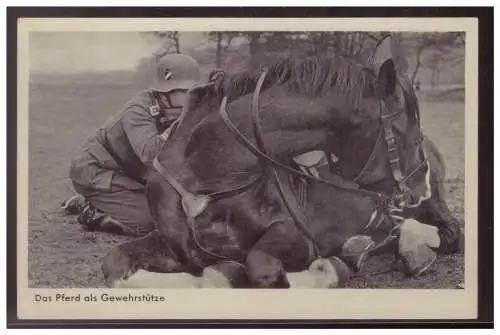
[
  {"xmin": 29, "ymin": 31, "xmax": 463, "ymax": 84},
  {"xmin": 29, "ymin": 32, "xmax": 206, "ymax": 74}
]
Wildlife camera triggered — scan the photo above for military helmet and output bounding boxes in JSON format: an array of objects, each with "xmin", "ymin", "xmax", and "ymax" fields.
[{"xmin": 150, "ymin": 53, "xmax": 201, "ymax": 92}]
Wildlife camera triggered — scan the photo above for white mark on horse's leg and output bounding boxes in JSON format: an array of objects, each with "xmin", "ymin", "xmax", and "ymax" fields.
[
  {"xmin": 199, "ymin": 267, "xmax": 232, "ymax": 288},
  {"xmin": 398, "ymin": 218, "xmax": 440, "ymax": 276},
  {"xmin": 286, "ymin": 257, "xmax": 351, "ymax": 289},
  {"xmin": 399, "ymin": 218, "xmax": 440, "ymax": 251},
  {"xmin": 286, "ymin": 270, "xmax": 319, "ymax": 288},
  {"xmin": 112, "ymin": 269, "xmax": 201, "ymax": 288},
  {"xmin": 308, "ymin": 258, "xmax": 340, "ymax": 288}
]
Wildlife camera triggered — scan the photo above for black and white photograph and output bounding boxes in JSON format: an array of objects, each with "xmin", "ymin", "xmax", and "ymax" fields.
[{"xmin": 11, "ymin": 13, "xmax": 487, "ymax": 322}]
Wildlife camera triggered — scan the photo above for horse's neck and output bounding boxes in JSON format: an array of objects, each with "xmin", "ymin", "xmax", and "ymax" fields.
[
  {"xmin": 158, "ymin": 96, "xmax": 220, "ymax": 167},
  {"xmin": 229, "ymin": 86, "xmax": 345, "ymax": 134},
  {"xmin": 335, "ymin": 124, "xmax": 386, "ymax": 184}
]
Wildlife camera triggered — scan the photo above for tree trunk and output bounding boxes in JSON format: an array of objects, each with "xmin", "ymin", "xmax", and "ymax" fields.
[
  {"xmin": 174, "ymin": 37, "xmax": 180, "ymax": 54},
  {"xmin": 410, "ymin": 48, "xmax": 423, "ymax": 85},
  {"xmin": 431, "ymin": 68, "xmax": 436, "ymax": 87},
  {"xmin": 215, "ymin": 32, "xmax": 222, "ymax": 68},
  {"xmin": 172, "ymin": 32, "xmax": 180, "ymax": 54},
  {"xmin": 247, "ymin": 32, "xmax": 261, "ymax": 70}
]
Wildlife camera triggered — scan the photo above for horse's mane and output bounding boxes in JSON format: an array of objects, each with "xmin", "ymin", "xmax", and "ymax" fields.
[
  {"xmin": 187, "ymin": 54, "xmax": 418, "ymax": 126},
  {"xmin": 218, "ymin": 55, "xmax": 379, "ymax": 110}
]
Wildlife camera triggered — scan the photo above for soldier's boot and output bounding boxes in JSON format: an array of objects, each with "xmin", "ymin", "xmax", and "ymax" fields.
[
  {"xmin": 77, "ymin": 201, "xmax": 138, "ymax": 236},
  {"xmin": 61, "ymin": 194, "xmax": 86, "ymax": 215}
]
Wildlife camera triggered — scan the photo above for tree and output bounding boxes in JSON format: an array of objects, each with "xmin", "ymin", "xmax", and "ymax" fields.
[
  {"xmin": 146, "ymin": 31, "xmax": 181, "ymax": 56},
  {"xmin": 405, "ymin": 32, "xmax": 464, "ymax": 85},
  {"xmin": 243, "ymin": 32, "xmax": 266, "ymax": 69},
  {"xmin": 233, "ymin": 31, "xmax": 385, "ymax": 68},
  {"xmin": 208, "ymin": 32, "xmax": 239, "ymax": 67}
]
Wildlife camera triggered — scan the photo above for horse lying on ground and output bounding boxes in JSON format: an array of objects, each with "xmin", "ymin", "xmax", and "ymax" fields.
[{"xmin": 101, "ymin": 55, "xmax": 463, "ymax": 288}]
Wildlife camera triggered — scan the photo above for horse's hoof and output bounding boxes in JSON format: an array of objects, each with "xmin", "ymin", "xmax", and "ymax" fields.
[
  {"xmin": 399, "ymin": 244, "xmax": 437, "ymax": 277},
  {"xmin": 433, "ymin": 224, "xmax": 464, "ymax": 255},
  {"xmin": 246, "ymin": 250, "xmax": 288, "ymax": 288},
  {"xmin": 200, "ymin": 267, "xmax": 231, "ymax": 288},
  {"xmin": 340, "ymin": 235, "xmax": 375, "ymax": 271},
  {"xmin": 200, "ymin": 262, "xmax": 248, "ymax": 288},
  {"xmin": 446, "ymin": 227, "xmax": 465, "ymax": 254},
  {"xmin": 101, "ymin": 246, "xmax": 139, "ymax": 287},
  {"xmin": 308, "ymin": 256, "xmax": 351, "ymax": 288}
]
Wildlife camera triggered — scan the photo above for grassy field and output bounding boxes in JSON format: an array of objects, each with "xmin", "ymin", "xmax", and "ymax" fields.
[{"xmin": 28, "ymin": 80, "xmax": 465, "ymax": 288}]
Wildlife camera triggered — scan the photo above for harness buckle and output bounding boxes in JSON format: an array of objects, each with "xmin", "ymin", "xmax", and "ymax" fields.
[
  {"xmin": 387, "ymin": 145, "xmax": 397, "ymax": 153},
  {"xmin": 149, "ymin": 104, "xmax": 161, "ymax": 117},
  {"xmin": 385, "ymin": 135, "xmax": 396, "ymax": 147},
  {"xmin": 389, "ymin": 157, "xmax": 400, "ymax": 164},
  {"xmin": 393, "ymin": 193, "xmax": 409, "ymax": 209}
]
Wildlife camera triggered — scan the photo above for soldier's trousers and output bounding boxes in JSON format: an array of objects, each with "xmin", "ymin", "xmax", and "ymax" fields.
[{"xmin": 72, "ymin": 175, "xmax": 155, "ymax": 236}]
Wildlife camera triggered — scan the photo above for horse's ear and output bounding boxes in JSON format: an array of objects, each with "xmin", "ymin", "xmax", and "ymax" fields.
[
  {"xmin": 377, "ymin": 59, "xmax": 397, "ymax": 97},
  {"xmin": 390, "ymin": 32, "xmax": 410, "ymax": 75}
]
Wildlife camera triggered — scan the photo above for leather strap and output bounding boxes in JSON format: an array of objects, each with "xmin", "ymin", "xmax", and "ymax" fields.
[
  {"xmin": 380, "ymin": 100, "xmax": 407, "ymax": 192},
  {"xmin": 148, "ymin": 91, "xmax": 184, "ymax": 132}
]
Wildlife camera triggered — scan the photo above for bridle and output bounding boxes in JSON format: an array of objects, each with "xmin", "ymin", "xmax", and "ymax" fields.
[
  {"xmin": 353, "ymin": 83, "xmax": 429, "ymax": 210},
  {"xmin": 151, "ymin": 68, "xmax": 429, "ymax": 272}
]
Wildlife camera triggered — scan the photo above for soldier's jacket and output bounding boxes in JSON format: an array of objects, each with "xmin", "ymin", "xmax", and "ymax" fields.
[{"xmin": 70, "ymin": 90, "xmax": 173, "ymax": 193}]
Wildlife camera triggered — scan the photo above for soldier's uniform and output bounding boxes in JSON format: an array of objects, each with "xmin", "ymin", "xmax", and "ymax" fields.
[{"xmin": 63, "ymin": 54, "xmax": 201, "ymax": 236}]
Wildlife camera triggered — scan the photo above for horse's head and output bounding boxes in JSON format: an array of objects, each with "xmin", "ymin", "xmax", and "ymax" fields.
[{"xmin": 336, "ymin": 57, "xmax": 427, "ymax": 206}]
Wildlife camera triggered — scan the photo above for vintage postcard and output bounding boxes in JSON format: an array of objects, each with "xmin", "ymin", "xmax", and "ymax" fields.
[{"xmin": 11, "ymin": 11, "xmax": 487, "ymax": 323}]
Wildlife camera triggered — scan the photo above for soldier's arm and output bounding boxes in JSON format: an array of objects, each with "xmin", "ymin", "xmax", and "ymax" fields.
[{"xmin": 121, "ymin": 105, "xmax": 167, "ymax": 167}]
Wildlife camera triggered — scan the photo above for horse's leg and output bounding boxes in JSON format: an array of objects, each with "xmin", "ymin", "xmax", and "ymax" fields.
[
  {"xmin": 413, "ymin": 139, "xmax": 464, "ymax": 254},
  {"xmin": 101, "ymin": 230, "xmax": 184, "ymax": 287},
  {"xmin": 412, "ymin": 182, "xmax": 464, "ymax": 255},
  {"xmin": 146, "ymin": 171, "xmax": 205, "ymax": 273},
  {"xmin": 305, "ymin": 181, "xmax": 384, "ymax": 273},
  {"xmin": 243, "ymin": 217, "xmax": 303, "ymax": 288},
  {"xmin": 102, "ymin": 169, "xmax": 208, "ymax": 287},
  {"xmin": 244, "ymin": 217, "xmax": 351, "ymax": 288}
]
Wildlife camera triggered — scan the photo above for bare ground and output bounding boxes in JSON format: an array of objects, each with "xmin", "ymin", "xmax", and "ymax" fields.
[{"xmin": 28, "ymin": 82, "xmax": 465, "ymax": 288}]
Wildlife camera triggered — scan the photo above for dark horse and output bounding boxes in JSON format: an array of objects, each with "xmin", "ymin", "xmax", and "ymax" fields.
[{"xmin": 101, "ymin": 55, "xmax": 462, "ymax": 288}]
